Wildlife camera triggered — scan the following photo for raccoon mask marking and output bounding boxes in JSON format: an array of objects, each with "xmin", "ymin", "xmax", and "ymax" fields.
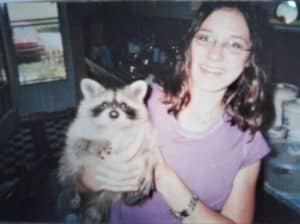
[
  {"xmin": 90, "ymin": 93, "xmax": 137, "ymax": 120},
  {"xmin": 78, "ymin": 78, "xmax": 148, "ymax": 129}
]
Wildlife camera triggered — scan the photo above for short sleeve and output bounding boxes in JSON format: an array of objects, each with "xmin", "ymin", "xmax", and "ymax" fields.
[
  {"xmin": 240, "ymin": 131, "xmax": 271, "ymax": 169},
  {"xmin": 147, "ymin": 84, "xmax": 167, "ymax": 122}
]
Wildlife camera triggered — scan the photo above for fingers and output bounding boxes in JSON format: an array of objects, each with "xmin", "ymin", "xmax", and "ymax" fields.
[
  {"xmin": 95, "ymin": 174, "xmax": 140, "ymax": 192},
  {"xmin": 82, "ymin": 149, "xmax": 149, "ymax": 193},
  {"xmin": 98, "ymin": 156, "xmax": 145, "ymax": 173},
  {"xmin": 91, "ymin": 157, "xmax": 146, "ymax": 192},
  {"xmin": 102, "ymin": 183, "xmax": 139, "ymax": 192},
  {"xmin": 95, "ymin": 165, "xmax": 141, "ymax": 183}
]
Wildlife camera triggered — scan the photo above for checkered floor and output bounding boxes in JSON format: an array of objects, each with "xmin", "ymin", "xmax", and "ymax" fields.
[
  {"xmin": 0, "ymin": 111, "xmax": 74, "ymax": 186},
  {"xmin": 44, "ymin": 117, "xmax": 72, "ymax": 159}
]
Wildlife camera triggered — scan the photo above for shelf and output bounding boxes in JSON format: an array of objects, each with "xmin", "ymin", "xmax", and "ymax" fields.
[{"xmin": 264, "ymin": 182, "xmax": 300, "ymax": 215}]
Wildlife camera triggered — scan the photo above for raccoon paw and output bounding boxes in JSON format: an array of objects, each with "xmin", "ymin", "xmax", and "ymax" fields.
[
  {"xmin": 74, "ymin": 139, "xmax": 90, "ymax": 151},
  {"xmin": 122, "ymin": 191, "xmax": 148, "ymax": 206},
  {"xmin": 84, "ymin": 206, "xmax": 107, "ymax": 224},
  {"xmin": 89, "ymin": 140, "xmax": 112, "ymax": 160},
  {"xmin": 100, "ymin": 141, "xmax": 113, "ymax": 158},
  {"xmin": 122, "ymin": 182, "xmax": 153, "ymax": 206},
  {"xmin": 69, "ymin": 193, "xmax": 81, "ymax": 210},
  {"xmin": 139, "ymin": 176, "xmax": 154, "ymax": 197}
]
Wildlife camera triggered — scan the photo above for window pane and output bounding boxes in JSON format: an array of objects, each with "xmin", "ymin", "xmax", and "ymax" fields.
[{"xmin": 7, "ymin": 2, "xmax": 66, "ymax": 85}]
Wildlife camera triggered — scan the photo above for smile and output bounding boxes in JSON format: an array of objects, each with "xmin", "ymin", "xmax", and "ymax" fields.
[{"xmin": 200, "ymin": 65, "xmax": 224, "ymax": 75}]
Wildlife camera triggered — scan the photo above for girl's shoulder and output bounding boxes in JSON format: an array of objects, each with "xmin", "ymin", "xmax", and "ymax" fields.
[
  {"xmin": 222, "ymin": 118, "xmax": 271, "ymax": 168},
  {"xmin": 148, "ymin": 83, "xmax": 165, "ymax": 101},
  {"xmin": 147, "ymin": 83, "xmax": 167, "ymax": 111}
]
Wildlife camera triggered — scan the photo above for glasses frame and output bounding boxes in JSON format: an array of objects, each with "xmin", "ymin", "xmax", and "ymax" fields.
[{"xmin": 193, "ymin": 32, "xmax": 252, "ymax": 55}]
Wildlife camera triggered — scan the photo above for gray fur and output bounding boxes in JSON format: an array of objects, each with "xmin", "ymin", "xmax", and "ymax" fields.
[{"xmin": 58, "ymin": 79, "xmax": 158, "ymax": 224}]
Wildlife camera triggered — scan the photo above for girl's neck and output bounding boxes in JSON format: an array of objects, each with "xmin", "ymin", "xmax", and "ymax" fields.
[{"xmin": 177, "ymin": 87, "xmax": 226, "ymax": 133}]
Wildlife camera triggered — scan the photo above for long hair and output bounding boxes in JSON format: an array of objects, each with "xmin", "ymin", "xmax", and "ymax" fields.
[{"xmin": 163, "ymin": 2, "xmax": 272, "ymax": 134}]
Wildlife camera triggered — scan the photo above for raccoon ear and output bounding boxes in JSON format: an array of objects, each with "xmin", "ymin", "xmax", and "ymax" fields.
[
  {"xmin": 80, "ymin": 78, "xmax": 105, "ymax": 99},
  {"xmin": 129, "ymin": 80, "xmax": 148, "ymax": 101}
]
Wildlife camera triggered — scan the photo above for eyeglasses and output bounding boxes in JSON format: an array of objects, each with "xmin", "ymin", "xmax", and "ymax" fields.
[{"xmin": 193, "ymin": 31, "xmax": 252, "ymax": 55}]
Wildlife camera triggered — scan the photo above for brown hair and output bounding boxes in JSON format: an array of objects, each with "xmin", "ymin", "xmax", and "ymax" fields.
[{"xmin": 162, "ymin": 2, "xmax": 272, "ymax": 134}]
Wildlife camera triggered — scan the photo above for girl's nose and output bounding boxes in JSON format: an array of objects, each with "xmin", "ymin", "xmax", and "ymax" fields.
[{"xmin": 207, "ymin": 41, "xmax": 224, "ymax": 62}]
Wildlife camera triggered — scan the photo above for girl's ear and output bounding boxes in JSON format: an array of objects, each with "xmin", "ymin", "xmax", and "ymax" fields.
[
  {"xmin": 128, "ymin": 80, "xmax": 148, "ymax": 101},
  {"xmin": 80, "ymin": 78, "xmax": 105, "ymax": 99}
]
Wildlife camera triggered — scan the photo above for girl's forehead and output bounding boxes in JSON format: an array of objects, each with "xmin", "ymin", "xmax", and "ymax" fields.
[{"xmin": 199, "ymin": 7, "xmax": 250, "ymax": 39}]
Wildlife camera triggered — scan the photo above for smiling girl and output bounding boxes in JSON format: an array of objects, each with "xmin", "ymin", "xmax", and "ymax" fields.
[{"xmin": 81, "ymin": 2, "xmax": 271, "ymax": 223}]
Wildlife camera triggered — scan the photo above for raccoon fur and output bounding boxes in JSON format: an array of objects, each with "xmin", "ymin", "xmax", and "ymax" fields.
[{"xmin": 58, "ymin": 78, "xmax": 158, "ymax": 224}]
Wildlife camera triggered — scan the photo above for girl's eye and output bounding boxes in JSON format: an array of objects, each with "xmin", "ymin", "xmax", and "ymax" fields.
[
  {"xmin": 196, "ymin": 33, "xmax": 211, "ymax": 42},
  {"xmin": 229, "ymin": 41, "xmax": 243, "ymax": 50},
  {"xmin": 120, "ymin": 102, "xmax": 128, "ymax": 110},
  {"xmin": 200, "ymin": 34, "xmax": 209, "ymax": 41}
]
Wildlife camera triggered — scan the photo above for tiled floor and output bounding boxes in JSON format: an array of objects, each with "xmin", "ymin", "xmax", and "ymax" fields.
[
  {"xmin": 0, "ymin": 126, "xmax": 34, "ymax": 184},
  {"xmin": 0, "ymin": 110, "xmax": 74, "ymax": 196}
]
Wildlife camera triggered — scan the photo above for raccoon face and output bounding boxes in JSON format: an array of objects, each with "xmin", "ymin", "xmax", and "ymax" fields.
[{"xmin": 78, "ymin": 78, "xmax": 148, "ymax": 128}]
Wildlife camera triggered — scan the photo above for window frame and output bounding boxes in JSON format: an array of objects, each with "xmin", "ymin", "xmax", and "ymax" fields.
[{"xmin": 7, "ymin": 2, "xmax": 71, "ymax": 86}]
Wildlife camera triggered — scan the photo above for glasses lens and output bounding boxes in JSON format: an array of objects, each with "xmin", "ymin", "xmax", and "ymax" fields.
[
  {"xmin": 195, "ymin": 31, "xmax": 214, "ymax": 45},
  {"xmin": 227, "ymin": 39, "xmax": 250, "ymax": 54}
]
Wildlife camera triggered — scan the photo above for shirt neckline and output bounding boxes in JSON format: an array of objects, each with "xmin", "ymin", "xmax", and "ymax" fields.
[{"xmin": 171, "ymin": 112, "xmax": 225, "ymax": 139}]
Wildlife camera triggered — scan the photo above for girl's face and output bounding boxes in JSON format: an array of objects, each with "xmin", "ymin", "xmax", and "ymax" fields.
[{"xmin": 189, "ymin": 8, "xmax": 252, "ymax": 93}]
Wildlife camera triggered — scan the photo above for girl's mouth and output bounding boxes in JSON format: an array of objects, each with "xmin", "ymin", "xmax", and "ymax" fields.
[{"xmin": 200, "ymin": 65, "xmax": 224, "ymax": 76}]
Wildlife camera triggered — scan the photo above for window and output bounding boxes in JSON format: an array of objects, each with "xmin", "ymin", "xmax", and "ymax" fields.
[
  {"xmin": 0, "ymin": 26, "xmax": 11, "ymax": 117},
  {"xmin": 7, "ymin": 2, "xmax": 66, "ymax": 85}
]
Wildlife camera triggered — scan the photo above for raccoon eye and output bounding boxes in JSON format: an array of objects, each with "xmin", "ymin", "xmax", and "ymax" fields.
[
  {"xmin": 120, "ymin": 102, "xmax": 128, "ymax": 110},
  {"xmin": 100, "ymin": 102, "xmax": 108, "ymax": 109},
  {"xmin": 92, "ymin": 102, "xmax": 108, "ymax": 116}
]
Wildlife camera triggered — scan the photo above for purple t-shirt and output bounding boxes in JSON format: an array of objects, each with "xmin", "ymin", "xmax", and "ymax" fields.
[{"xmin": 110, "ymin": 84, "xmax": 270, "ymax": 224}]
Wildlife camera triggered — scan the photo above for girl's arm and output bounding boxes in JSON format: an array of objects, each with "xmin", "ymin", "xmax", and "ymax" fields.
[
  {"xmin": 155, "ymin": 154, "xmax": 261, "ymax": 224},
  {"xmin": 221, "ymin": 161, "xmax": 260, "ymax": 223}
]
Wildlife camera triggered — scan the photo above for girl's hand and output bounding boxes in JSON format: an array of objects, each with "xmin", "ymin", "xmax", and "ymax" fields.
[{"xmin": 80, "ymin": 154, "xmax": 146, "ymax": 192}]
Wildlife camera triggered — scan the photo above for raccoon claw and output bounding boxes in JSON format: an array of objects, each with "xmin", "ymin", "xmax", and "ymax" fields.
[
  {"xmin": 103, "ymin": 145, "xmax": 112, "ymax": 155},
  {"xmin": 105, "ymin": 148, "xmax": 112, "ymax": 155},
  {"xmin": 99, "ymin": 145, "xmax": 112, "ymax": 160}
]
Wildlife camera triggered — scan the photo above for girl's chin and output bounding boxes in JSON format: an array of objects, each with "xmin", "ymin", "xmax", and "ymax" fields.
[{"xmin": 194, "ymin": 80, "xmax": 227, "ymax": 93}]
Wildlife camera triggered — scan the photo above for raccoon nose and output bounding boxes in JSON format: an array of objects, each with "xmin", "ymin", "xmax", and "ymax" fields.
[{"xmin": 109, "ymin": 110, "xmax": 119, "ymax": 119}]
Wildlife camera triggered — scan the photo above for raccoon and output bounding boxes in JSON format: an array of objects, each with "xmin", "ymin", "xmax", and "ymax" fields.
[{"xmin": 58, "ymin": 78, "xmax": 158, "ymax": 224}]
